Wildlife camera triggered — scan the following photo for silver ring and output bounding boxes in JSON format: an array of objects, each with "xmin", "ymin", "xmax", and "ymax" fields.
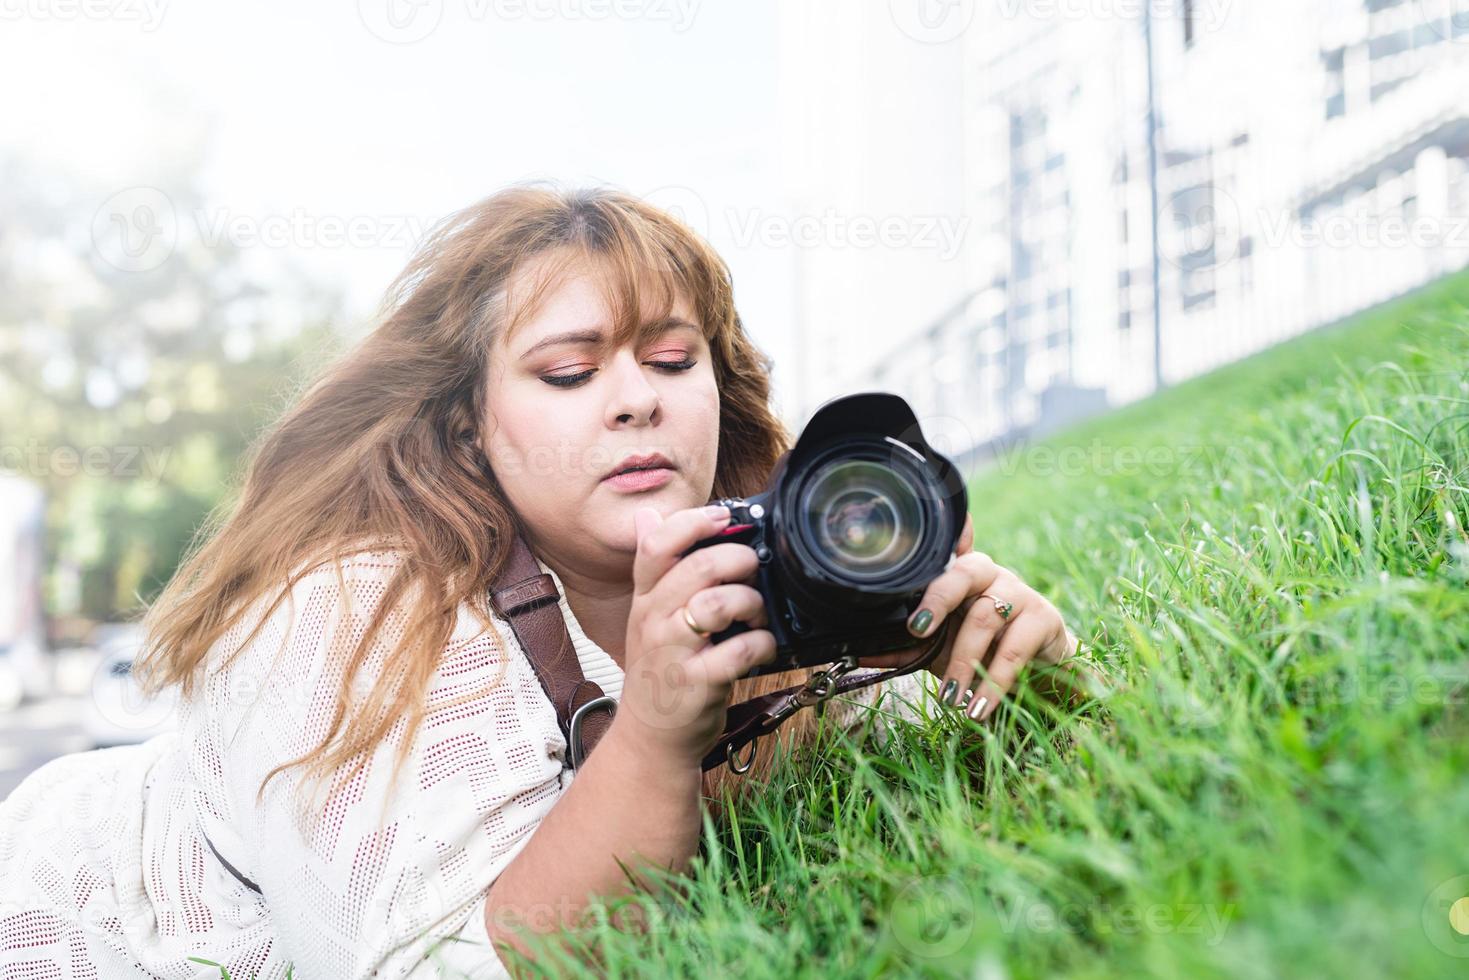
[{"xmin": 682, "ymin": 604, "xmax": 711, "ymax": 638}]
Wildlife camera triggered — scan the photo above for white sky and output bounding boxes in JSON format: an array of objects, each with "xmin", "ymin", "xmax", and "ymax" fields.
[{"xmin": 0, "ymin": 0, "xmax": 804, "ymax": 415}]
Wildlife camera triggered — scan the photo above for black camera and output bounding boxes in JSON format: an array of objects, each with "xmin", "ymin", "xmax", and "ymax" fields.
[{"xmin": 682, "ymin": 391, "xmax": 968, "ymax": 676}]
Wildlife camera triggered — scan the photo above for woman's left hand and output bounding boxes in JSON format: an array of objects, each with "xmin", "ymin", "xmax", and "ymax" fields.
[{"xmin": 853, "ymin": 512, "xmax": 1082, "ymax": 722}]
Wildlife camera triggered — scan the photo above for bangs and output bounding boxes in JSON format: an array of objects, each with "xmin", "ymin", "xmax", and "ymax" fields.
[{"xmin": 497, "ymin": 209, "xmax": 720, "ymax": 359}]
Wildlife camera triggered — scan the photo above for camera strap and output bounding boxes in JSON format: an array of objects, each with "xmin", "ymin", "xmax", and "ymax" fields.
[
  {"xmin": 490, "ymin": 529, "xmax": 617, "ymax": 768},
  {"xmin": 696, "ymin": 620, "xmax": 953, "ymax": 773},
  {"xmin": 492, "ymin": 528, "xmax": 954, "ymax": 774}
]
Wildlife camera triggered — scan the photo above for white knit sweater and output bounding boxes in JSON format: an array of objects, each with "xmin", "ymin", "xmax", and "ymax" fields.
[{"xmin": 0, "ymin": 549, "xmax": 935, "ymax": 978}]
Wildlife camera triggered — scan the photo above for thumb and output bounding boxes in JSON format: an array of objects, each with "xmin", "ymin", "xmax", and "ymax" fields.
[{"xmin": 633, "ymin": 506, "xmax": 663, "ymax": 545}]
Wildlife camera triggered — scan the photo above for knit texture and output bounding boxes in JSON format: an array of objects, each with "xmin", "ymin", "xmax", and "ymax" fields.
[{"xmin": 0, "ymin": 548, "xmax": 934, "ymax": 978}]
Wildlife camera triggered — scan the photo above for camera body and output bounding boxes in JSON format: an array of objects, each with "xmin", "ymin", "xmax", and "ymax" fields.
[{"xmin": 681, "ymin": 391, "xmax": 968, "ymax": 677}]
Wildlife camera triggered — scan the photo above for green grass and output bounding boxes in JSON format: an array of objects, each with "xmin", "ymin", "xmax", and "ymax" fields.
[{"xmin": 493, "ymin": 272, "xmax": 1469, "ymax": 978}]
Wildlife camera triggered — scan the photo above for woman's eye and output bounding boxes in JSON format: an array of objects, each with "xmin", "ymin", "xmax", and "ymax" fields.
[
  {"xmin": 540, "ymin": 358, "xmax": 697, "ymax": 389},
  {"xmin": 541, "ymin": 369, "xmax": 595, "ymax": 388}
]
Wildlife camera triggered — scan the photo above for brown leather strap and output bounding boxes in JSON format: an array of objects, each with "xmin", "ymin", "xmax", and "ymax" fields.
[{"xmin": 490, "ymin": 529, "xmax": 614, "ymax": 767}]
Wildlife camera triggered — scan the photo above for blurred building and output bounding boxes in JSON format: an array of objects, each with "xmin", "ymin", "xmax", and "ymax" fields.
[
  {"xmin": 776, "ymin": 2, "xmax": 969, "ymax": 432},
  {"xmin": 782, "ymin": 0, "xmax": 1469, "ymax": 460}
]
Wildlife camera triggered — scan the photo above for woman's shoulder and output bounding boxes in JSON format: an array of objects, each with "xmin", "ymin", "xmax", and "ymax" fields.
[
  {"xmin": 286, "ymin": 539, "xmax": 411, "ymax": 586},
  {"xmin": 212, "ymin": 543, "xmax": 409, "ymax": 649},
  {"xmin": 178, "ymin": 542, "xmax": 384, "ymax": 634},
  {"xmin": 208, "ymin": 541, "xmax": 505, "ymax": 681},
  {"xmin": 198, "ymin": 542, "xmax": 531, "ymax": 750}
]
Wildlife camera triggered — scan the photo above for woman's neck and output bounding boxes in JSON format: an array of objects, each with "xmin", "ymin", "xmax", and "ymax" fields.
[{"xmin": 535, "ymin": 551, "xmax": 634, "ymax": 668}]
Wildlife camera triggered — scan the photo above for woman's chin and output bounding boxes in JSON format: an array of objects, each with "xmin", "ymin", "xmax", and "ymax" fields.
[
  {"xmin": 597, "ymin": 485, "xmax": 704, "ymax": 540},
  {"xmin": 598, "ymin": 476, "xmax": 697, "ymax": 509}
]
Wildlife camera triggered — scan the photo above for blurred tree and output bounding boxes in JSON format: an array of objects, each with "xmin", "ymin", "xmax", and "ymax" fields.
[{"xmin": 0, "ymin": 152, "xmax": 347, "ymax": 631}]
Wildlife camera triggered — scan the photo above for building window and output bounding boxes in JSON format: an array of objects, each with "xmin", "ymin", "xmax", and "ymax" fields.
[
  {"xmin": 1170, "ymin": 182, "xmax": 1219, "ymax": 312},
  {"xmin": 1323, "ymin": 47, "xmax": 1346, "ymax": 119},
  {"xmin": 1368, "ymin": 29, "xmax": 1411, "ymax": 60}
]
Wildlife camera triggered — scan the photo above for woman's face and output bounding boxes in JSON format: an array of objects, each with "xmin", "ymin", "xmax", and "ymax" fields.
[{"xmin": 480, "ymin": 256, "xmax": 721, "ymax": 571}]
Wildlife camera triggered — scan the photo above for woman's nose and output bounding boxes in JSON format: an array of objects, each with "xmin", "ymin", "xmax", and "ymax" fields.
[{"xmin": 604, "ymin": 351, "xmax": 660, "ymax": 426}]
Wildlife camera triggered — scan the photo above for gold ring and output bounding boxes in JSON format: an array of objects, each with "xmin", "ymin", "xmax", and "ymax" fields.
[
  {"xmin": 985, "ymin": 594, "xmax": 1014, "ymax": 621},
  {"xmin": 682, "ymin": 604, "xmax": 711, "ymax": 638}
]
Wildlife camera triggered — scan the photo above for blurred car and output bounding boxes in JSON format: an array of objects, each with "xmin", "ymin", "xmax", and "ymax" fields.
[
  {"xmin": 84, "ymin": 624, "xmax": 180, "ymax": 749},
  {"xmin": 0, "ymin": 472, "xmax": 46, "ymax": 709}
]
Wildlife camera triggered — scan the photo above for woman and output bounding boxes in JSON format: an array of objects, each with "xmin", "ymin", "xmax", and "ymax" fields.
[{"xmin": 0, "ymin": 183, "xmax": 1079, "ymax": 978}]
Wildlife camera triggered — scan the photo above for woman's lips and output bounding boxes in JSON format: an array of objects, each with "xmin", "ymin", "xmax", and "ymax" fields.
[{"xmin": 601, "ymin": 467, "xmax": 674, "ymax": 492}]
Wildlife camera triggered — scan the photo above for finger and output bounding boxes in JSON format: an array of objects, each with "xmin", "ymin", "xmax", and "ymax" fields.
[
  {"xmin": 1032, "ymin": 621, "xmax": 1073, "ymax": 666},
  {"xmin": 693, "ymin": 626, "xmax": 778, "ymax": 687},
  {"xmin": 632, "ymin": 504, "xmax": 733, "ymax": 596},
  {"xmin": 652, "ymin": 541, "xmax": 761, "ymax": 616},
  {"xmin": 941, "ymin": 594, "xmax": 1016, "ymax": 708},
  {"xmin": 1030, "ymin": 658, "xmax": 1108, "ymax": 709},
  {"xmin": 1027, "ymin": 627, "xmax": 1111, "ymax": 707},
  {"xmin": 851, "ymin": 596, "xmax": 970, "ymax": 670},
  {"xmin": 969, "ymin": 584, "xmax": 1053, "ymax": 671},
  {"xmin": 966, "ymin": 611, "xmax": 1058, "ymax": 722},
  {"xmin": 674, "ymin": 583, "xmax": 768, "ymax": 640},
  {"xmin": 904, "ymin": 551, "xmax": 1000, "ymax": 643},
  {"xmin": 955, "ymin": 511, "xmax": 974, "ymax": 557}
]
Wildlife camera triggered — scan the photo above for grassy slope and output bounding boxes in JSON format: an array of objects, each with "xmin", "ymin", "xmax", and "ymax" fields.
[{"xmin": 505, "ymin": 272, "xmax": 1469, "ymax": 979}]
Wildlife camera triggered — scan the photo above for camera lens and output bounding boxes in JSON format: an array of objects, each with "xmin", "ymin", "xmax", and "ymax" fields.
[{"xmin": 799, "ymin": 459, "xmax": 925, "ymax": 581}]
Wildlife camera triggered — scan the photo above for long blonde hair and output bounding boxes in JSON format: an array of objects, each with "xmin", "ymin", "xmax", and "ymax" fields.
[{"xmin": 135, "ymin": 181, "xmax": 821, "ymax": 821}]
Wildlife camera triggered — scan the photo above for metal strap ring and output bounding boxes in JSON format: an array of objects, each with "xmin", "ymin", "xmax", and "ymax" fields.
[
  {"xmin": 568, "ymin": 694, "xmax": 618, "ymax": 770},
  {"xmin": 726, "ymin": 738, "xmax": 757, "ymax": 774}
]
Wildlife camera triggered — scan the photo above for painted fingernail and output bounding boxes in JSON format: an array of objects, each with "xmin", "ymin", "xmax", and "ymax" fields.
[
  {"xmin": 967, "ymin": 695, "xmax": 990, "ymax": 721},
  {"xmin": 940, "ymin": 679, "xmax": 958, "ymax": 705},
  {"xmin": 958, "ymin": 688, "xmax": 973, "ymax": 709},
  {"xmin": 908, "ymin": 608, "xmax": 933, "ymax": 636}
]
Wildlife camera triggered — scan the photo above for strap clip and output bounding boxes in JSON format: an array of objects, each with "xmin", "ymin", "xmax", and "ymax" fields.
[{"xmin": 568, "ymin": 694, "xmax": 617, "ymax": 770}]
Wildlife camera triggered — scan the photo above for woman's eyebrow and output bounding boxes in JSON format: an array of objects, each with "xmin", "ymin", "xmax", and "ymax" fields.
[{"xmin": 516, "ymin": 317, "xmax": 700, "ymax": 362}]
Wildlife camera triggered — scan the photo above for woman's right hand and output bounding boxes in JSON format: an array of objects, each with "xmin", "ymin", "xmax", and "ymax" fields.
[{"xmin": 615, "ymin": 503, "xmax": 777, "ymax": 768}]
